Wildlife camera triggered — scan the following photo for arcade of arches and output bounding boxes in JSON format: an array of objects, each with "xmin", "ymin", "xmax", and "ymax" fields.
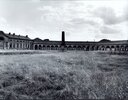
[
  {"xmin": 33, "ymin": 44, "xmax": 128, "ymax": 51},
  {"xmin": 0, "ymin": 30, "xmax": 128, "ymax": 51}
]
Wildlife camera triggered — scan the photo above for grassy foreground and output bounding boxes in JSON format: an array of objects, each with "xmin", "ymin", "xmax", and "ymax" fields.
[{"xmin": 0, "ymin": 50, "xmax": 128, "ymax": 99}]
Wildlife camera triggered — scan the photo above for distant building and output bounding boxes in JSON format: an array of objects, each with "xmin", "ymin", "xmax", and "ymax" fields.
[
  {"xmin": 0, "ymin": 30, "xmax": 128, "ymax": 51},
  {"xmin": 0, "ymin": 31, "xmax": 32, "ymax": 49}
]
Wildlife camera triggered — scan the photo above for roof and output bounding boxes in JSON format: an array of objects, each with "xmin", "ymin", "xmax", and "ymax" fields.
[
  {"xmin": 99, "ymin": 39, "xmax": 111, "ymax": 42},
  {"xmin": 0, "ymin": 30, "xmax": 31, "ymax": 40},
  {"xmin": 33, "ymin": 38, "xmax": 43, "ymax": 42},
  {"xmin": 5, "ymin": 33, "xmax": 31, "ymax": 40}
]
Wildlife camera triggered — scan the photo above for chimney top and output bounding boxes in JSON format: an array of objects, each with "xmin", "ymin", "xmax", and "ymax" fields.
[
  {"xmin": 13, "ymin": 33, "xmax": 15, "ymax": 35},
  {"xmin": 26, "ymin": 35, "xmax": 28, "ymax": 38},
  {"xmin": 62, "ymin": 31, "xmax": 65, "ymax": 33}
]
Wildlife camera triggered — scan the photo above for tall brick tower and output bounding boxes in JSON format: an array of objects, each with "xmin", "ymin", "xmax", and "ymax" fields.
[
  {"xmin": 61, "ymin": 31, "xmax": 65, "ymax": 51},
  {"xmin": 61, "ymin": 31, "xmax": 65, "ymax": 46}
]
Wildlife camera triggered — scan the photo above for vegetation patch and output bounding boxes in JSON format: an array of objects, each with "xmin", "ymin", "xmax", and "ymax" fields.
[{"xmin": 0, "ymin": 51, "xmax": 128, "ymax": 99}]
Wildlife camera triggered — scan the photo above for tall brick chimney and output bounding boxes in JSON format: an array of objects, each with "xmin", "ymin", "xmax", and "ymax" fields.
[
  {"xmin": 61, "ymin": 31, "xmax": 65, "ymax": 46},
  {"xmin": 61, "ymin": 31, "xmax": 66, "ymax": 51}
]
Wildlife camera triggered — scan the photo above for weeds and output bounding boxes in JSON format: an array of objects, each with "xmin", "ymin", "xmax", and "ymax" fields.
[{"xmin": 0, "ymin": 51, "xmax": 128, "ymax": 99}]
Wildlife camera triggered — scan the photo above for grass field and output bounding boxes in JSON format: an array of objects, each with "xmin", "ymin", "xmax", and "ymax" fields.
[{"xmin": 0, "ymin": 50, "xmax": 128, "ymax": 99}]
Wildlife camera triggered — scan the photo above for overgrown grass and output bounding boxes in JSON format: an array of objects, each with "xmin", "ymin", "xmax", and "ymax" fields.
[{"xmin": 0, "ymin": 50, "xmax": 128, "ymax": 99}]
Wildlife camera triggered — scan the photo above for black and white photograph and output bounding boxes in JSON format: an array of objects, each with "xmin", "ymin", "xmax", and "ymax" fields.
[{"xmin": 0, "ymin": 0, "xmax": 128, "ymax": 99}]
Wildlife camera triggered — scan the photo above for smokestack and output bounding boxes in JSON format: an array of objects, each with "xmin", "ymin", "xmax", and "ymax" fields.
[{"xmin": 61, "ymin": 31, "xmax": 65, "ymax": 46}]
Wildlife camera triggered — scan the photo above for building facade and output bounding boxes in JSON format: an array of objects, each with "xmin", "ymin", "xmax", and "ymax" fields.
[
  {"xmin": 0, "ymin": 31, "xmax": 33, "ymax": 50},
  {"xmin": 0, "ymin": 30, "xmax": 128, "ymax": 51}
]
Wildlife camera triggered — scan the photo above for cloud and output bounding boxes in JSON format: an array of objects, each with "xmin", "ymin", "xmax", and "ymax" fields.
[
  {"xmin": 100, "ymin": 26, "xmax": 120, "ymax": 34},
  {"xmin": 0, "ymin": 0, "xmax": 127, "ymax": 41},
  {"xmin": 69, "ymin": 18, "xmax": 98, "ymax": 26},
  {"xmin": 94, "ymin": 7, "xmax": 128, "ymax": 25}
]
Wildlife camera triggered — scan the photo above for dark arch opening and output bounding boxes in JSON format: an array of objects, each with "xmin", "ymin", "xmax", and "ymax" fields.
[
  {"xmin": 55, "ymin": 45, "xmax": 58, "ymax": 48},
  {"xmin": 91, "ymin": 45, "xmax": 95, "ymax": 51},
  {"xmin": 43, "ymin": 45, "xmax": 46, "ymax": 47},
  {"xmin": 125, "ymin": 46, "xmax": 128, "ymax": 51},
  {"xmin": 69, "ymin": 45, "xmax": 72, "ymax": 48},
  {"xmin": 106, "ymin": 46, "xmax": 111, "ymax": 51},
  {"xmin": 39, "ymin": 45, "xmax": 42, "ymax": 50},
  {"xmin": 35, "ymin": 45, "xmax": 38, "ymax": 50},
  {"xmin": 111, "ymin": 46, "xmax": 115, "ymax": 51},
  {"xmin": 10, "ymin": 43, "xmax": 12, "ymax": 48},
  {"xmin": 77, "ymin": 46, "xmax": 82, "ymax": 50},
  {"xmin": 116, "ymin": 45, "xmax": 120, "ymax": 51},
  {"xmin": 0, "ymin": 37, "xmax": 4, "ymax": 41},
  {"xmin": 51, "ymin": 45, "xmax": 54, "ymax": 48},
  {"xmin": 51, "ymin": 45, "xmax": 54, "ymax": 50},
  {"xmin": 73, "ymin": 45, "xmax": 76, "ymax": 48},
  {"xmin": 78, "ymin": 45, "xmax": 81, "ymax": 48},
  {"xmin": 47, "ymin": 45, "xmax": 50, "ymax": 48},
  {"xmin": 86, "ymin": 46, "xmax": 90, "ymax": 51},
  {"xmin": 99, "ymin": 46, "xmax": 104, "ymax": 50}
]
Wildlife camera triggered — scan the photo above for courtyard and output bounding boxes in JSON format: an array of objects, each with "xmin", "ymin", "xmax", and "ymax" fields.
[{"xmin": 0, "ymin": 50, "xmax": 128, "ymax": 99}]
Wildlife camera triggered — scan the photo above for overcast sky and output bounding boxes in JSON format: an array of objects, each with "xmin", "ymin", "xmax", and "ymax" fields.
[{"xmin": 0, "ymin": 0, "xmax": 128, "ymax": 41}]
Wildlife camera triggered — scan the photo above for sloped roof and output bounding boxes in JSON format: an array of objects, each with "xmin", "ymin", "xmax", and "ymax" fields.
[
  {"xmin": 5, "ymin": 33, "xmax": 31, "ymax": 40},
  {"xmin": 33, "ymin": 38, "xmax": 43, "ymax": 42},
  {"xmin": 0, "ymin": 30, "xmax": 31, "ymax": 40},
  {"xmin": 99, "ymin": 39, "xmax": 111, "ymax": 42}
]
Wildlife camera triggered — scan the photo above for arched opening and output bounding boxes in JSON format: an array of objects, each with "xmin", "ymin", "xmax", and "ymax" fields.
[
  {"xmin": 76, "ymin": 45, "xmax": 81, "ymax": 50},
  {"xmin": 86, "ymin": 46, "xmax": 90, "ymax": 51},
  {"xmin": 10, "ymin": 43, "xmax": 12, "ymax": 49},
  {"xmin": 51, "ymin": 45, "xmax": 54, "ymax": 48},
  {"xmin": 111, "ymin": 46, "xmax": 115, "ymax": 51},
  {"xmin": 116, "ymin": 45, "xmax": 120, "ymax": 51},
  {"xmin": 91, "ymin": 45, "xmax": 95, "ymax": 51},
  {"xmin": 82, "ymin": 45, "xmax": 85, "ymax": 48},
  {"xmin": 42, "ymin": 45, "xmax": 46, "ymax": 50},
  {"xmin": 68, "ymin": 45, "xmax": 72, "ymax": 48},
  {"xmin": 54, "ymin": 45, "xmax": 58, "ymax": 50},
  {"xmin": 100, "ymin": 46, "xmax": 105, "ymax": 51},
  {"xmin": 35, "ymin": 45, "xmax": 38, "ymax": 50},
  {"xmin": 0, "ymin": 37, "xmax": 4, "ymax": 41},
  {"xmin": 47, "ymin": 45, "xmax": 50, "ymax": 48},
  {"xmin": 106, "ymin": 46, "xmax": 111, "ymax": 51},
  {"xmin": 73, "ymin": 45, "xmax": 76, "ymax": 48},
  {"xmin": 125, "ymin": 45, "xmax": 128, "ymax": 51},
  {"xmin": 55, "ymin": 45, "xmax": 58, "ymax": 48},
  {"xmin": 39, "ymin": 45, "xmax": 42, "ymax": 50},
  {"xmin": 47, "ymin": 45, "xmax": 50, "ymax": 50},
  {"xmin": 51, "ymin": 45, "xmax": 54, "ymax": 50}
]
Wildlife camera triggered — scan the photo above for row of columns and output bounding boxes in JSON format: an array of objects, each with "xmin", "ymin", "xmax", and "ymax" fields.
[{"xmin": 4, "ymin": 42, "xmax": 32, "ymax": 50}]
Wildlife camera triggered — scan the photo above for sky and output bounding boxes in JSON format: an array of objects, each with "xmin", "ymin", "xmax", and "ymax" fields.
[{"xmin": 0, "ymin": 0, "xmax": 128, "ymax": 41}]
